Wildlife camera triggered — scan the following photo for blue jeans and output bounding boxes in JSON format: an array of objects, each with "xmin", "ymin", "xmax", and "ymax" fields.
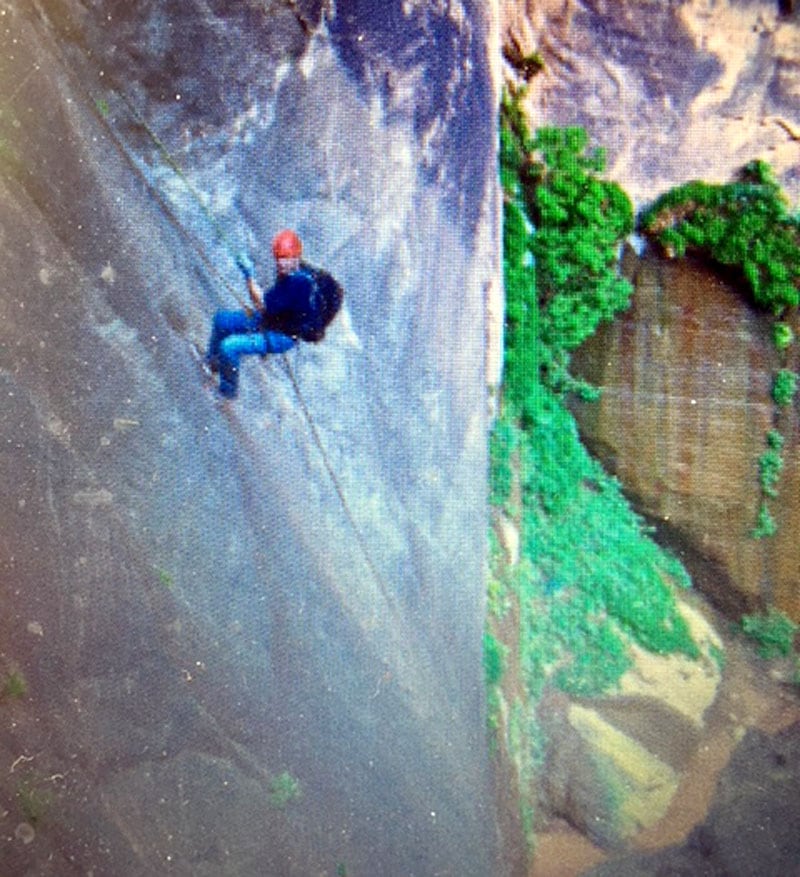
[{"xmin": 206, "ymin": 309, "xmax": 296, "ymax": 397}]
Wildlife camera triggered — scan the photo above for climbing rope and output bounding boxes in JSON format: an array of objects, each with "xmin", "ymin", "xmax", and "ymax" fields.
[
  {"xmin": 44, "ymin": 24, "xmax": 396, "ymax": 608},
  {"xmin": 97, "ymin": 88, "xmax": 245, "ymax": 304},
  {"xmin": 108, "ymin": 86, "xmax": 240, "ymax": 264},
  {"xmin": 281, "ymin": 354, "xmax": 396, "ymax": 607}
]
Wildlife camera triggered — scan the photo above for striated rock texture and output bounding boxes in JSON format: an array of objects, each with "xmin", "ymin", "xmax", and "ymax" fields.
[
  {"xmin": 571, "ymin": 250, "xmax": 800, "ymax": 622},
  {"xmin": 0, "ymin": 2, "xmax": 503, "ymax": 875},
  {"xmin": 502, "ymin": 0, "xmax": 800, "ymax": 209}
]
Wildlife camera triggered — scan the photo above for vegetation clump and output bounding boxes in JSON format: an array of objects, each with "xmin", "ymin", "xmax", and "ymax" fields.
[
  {"xmin": 501, "ymin": 93, "xmax": 634, "ymax": 404},
  {"xmin": 640, "ymin": 160, "xmax": 800, "ymax": 314},
  {"xmin": 483, "ymin": 631, "xmax": 508, "ymax": 687},
  {"xmin": 757, "ymin": 430, "xmax": 785, "ymax": 500},
  {"xmin": 268, "ymin": 771, "xmax": 301, "ymax": 809},
  {"xmin": 773, "ymin": 321, "xmax": 794, "ymax": 350},
  {"xmin": 741, "ymin": 607, "xmax": 798, "ymax": 659},
  {"xmin": 753, "ymin": 429, "xmax": 784, "ymax": 536},
  {"xmin": 1, "ymin": 670, "xmax": 27, "ymax": 701},
  {"xmin": 772, "ymin": 369, "xmax": 798, "ymax": 407},
  {"xmin": 487, "ymin": 93, "xmax": 719, "ymax": 856},
  {"xmin": 490, "ymin": 94, "xmax": 699, "ymax": 704},
  {"xmin": 489, "ymin": 96, "xmax": 705, "ymax": 846},
  {"xmin": 16, "ymin": 780, "xmax": 51, "ymax": 826}
]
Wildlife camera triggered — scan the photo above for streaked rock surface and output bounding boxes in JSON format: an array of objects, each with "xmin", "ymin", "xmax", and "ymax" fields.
[
  {"xmin": 0, "ymin": 3, "xmax": 502, "ymax": 874},
  {"xmin": 572, "ymin": 250, "xmax": 800, "ymax": 622}
]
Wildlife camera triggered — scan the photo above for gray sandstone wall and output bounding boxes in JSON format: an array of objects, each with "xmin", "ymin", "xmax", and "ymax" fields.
[{"xmin": 0, "ymin": 3, "xmax": 503, "ymax": 874}]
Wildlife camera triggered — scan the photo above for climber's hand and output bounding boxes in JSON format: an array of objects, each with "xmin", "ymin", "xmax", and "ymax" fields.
[{"xmin": 236, "ymin": 253, "xmax": 255, "ymax": 281}]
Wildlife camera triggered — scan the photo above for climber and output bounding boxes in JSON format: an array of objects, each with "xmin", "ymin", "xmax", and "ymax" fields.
[{"xmin": 205, "ymin": 229, "xmax": 344, "ymax": 398}]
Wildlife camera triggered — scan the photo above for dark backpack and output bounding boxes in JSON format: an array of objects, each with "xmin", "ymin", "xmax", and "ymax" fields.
[{"xmin": 299, "ymin": 265, "xmax": 344, "ymax": 343}]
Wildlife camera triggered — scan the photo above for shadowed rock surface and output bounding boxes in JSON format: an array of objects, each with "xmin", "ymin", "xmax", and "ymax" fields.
[
  {"xmin": 0, "ymin": 2, "xmax": 502, "ymax": 874},
  {"xmin": 585, "ymin": 720, "xmax": 800, "ymax": 877}
]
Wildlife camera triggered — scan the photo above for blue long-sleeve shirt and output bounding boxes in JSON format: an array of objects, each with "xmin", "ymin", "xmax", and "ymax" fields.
[
  {"xmin": 260, "ymin": 265, "xmax": 316, "ymax": 339},
  {"xmin": 260, "ymin": 262, "xmax": 343, "ymax": 342}
]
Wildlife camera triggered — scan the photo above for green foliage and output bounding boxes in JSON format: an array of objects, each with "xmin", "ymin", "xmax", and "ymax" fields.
[
  {"xmin": 752, "ymin": 501, "xmax": 778, "ymax": 539},
  {"xmin": 772, "ymin": 369, "xmax": 798, "ymax": 407},
  {"xmin": 489, "ymin": 417, "xmax": 517, "ymax": 510},
  {"xmin": 491, "ymin": 95, "xmax": 698, "ymax": 704},
  {"xmin": 499, "ymin": 98, "xmax": 634, "ymax": 406},
  {"xmin": 483, "ymin": 631, "xmax": 508, "ymax": 686},
  {"xmin": 16, "ymin": 780, "xmax": 51, "ymax": 825},
  {"xmin": 269, "ymin": 772, "xmax": 301, "ymax": 809},
  {"xmin": 741, "ymin": 607, "xmax": 798, "ymax": 659},
  {"xmin": 1, "ymin": 670, "xmax": 27, "ymax": 701},
  {"xmin": 773, "ymin": 321, "xmax": 794, "ymax": 351},
  {"xmin": 767, "ymin": 429, "xmax": 786, "ymax": 451},
  {"xmin": 490, "ymin": 406, "xmax": 697, "ymax": 701},
  {"xmin": 753, "ymin": 430, "xmax": 786, "ymax": 536},
  {"xmin": 709, "ymin": 643, "xmax": 726, "ymax": 672},
  {"xmin": 156, "ymin": 568, "xmax": 174, "ymax": 589},
  {"xmin": 640, "ymin": 162, "xmax": 800, "ymax": 314},
  {"xmin": 487, "ymin": 570, "xmax": 512, "ymax": 620},
  {"xmin": 487, "ymin": 100, "xmax": 702, "ymax": 850},
  {"xmin": 758, "ymin": 444, "xmax": 784, "ymax": 499}
]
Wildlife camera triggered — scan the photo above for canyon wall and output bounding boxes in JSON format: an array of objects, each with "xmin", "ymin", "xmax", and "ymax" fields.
[{"xmin": 0, "ymin": 3, "xmax": 503, "ymax": 874}]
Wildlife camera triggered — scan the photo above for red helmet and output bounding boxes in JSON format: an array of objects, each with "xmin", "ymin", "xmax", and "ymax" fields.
[{"xmin": 272, "ymin": 229, "xmax": 302, "ymax": 259}]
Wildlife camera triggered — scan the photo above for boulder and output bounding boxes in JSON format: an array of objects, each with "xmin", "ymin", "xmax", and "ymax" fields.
[
  {"xmin": 540, "ymin": 599, "xmax": 723, "ymax": 848},
  {"xmin": 585, "ymin": 721, "xmax": 800, "ymax": 876}
]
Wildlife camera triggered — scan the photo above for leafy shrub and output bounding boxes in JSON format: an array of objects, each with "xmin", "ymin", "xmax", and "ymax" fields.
[
  {"xmin": 752, "ymin": 501, "xmax": 778, "ymax": 539},
  {"xmin": 500, "ymin": 97, "xmax": 634, "ymax": 409},
  {"xmin": 268, "ymin": 772, "xmax": 301, "ymax": 809},
  {"xmin": 640, "ymin": 161, "xmax": 800, "ymax": 314},
  {"xmin": 488, "ymin": 97, "xmax": 704, "ymax": 845},
  {"xmin": 17, "ymin": 780, "xmax": 52, "ymax": 825},
  {"xmin": 758, "ymin": 442, "xmax": 784, "ymax": 500},
  {"xmin": 483, "ymin": 631, "xmax": 508, "ymax": 686},
  {"xmin": 492, "ymin": 94, "xmax": 699, "ymax": 701},
  {"xmin": 772, "ymin": 369, "xmax": 798, "ymax": 407},
  {"xmin": 489, "ymin": 417, "xmax": 517, "ymax": 509},
  {"xmin": 741, "ymin": 607, "xmax": 798, "ymax": 659},
  {"xmin": 753, "ymin": 430, "xmax": 786, "ymax": 536},
  {"xmin": 491, "ymin": 403, "xmax": 697, "ymax": 699},
  {"xmin": 773, "ymin": 321, "xmax": 794, "ymax": 350},
  {"xmin": 1, "ymin": 671, "xmax": 27, "ymax": 701}
]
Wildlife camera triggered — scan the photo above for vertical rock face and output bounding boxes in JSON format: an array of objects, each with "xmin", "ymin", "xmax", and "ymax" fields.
[
  {"xmin": 0, "ymin": 3, "xmax": 502, "ymax": 875},
  {"xmin": 502, "ymin": 0, "xmax": 800, "ymax": 208},
  {"xmin": 572, "ymin": 251, "xmax": 800, "ymax": 622}
]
